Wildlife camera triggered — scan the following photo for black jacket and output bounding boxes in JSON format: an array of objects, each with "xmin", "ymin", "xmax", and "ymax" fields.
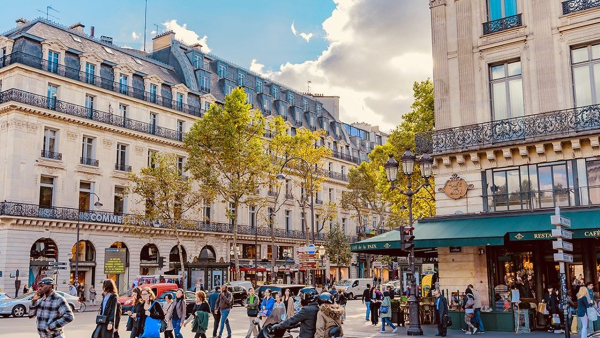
[
  {"xmin": 435, "ymin": 295, "xmax": 448, "ymax": 319},
  {"xmin": 544, "ymin": 292, "xmax": 559, "ymax": 314},
  {"xmin": 362, "ymin": 289, "xmax": 370, "ymax": 302},
  {"xmin": 275, "ymin": 302, "xmax": 319, "ymax": 338},
  {"xmin": 139, "ymin": 301, "xmax": 165, "ymax": 335},
  {"xmin": 126, "ymin": 302, "xmax": 143, "ymax": 332},
  {"xmin": 93, "ymin": 293, "xmax": 121, "ymax": 338}
]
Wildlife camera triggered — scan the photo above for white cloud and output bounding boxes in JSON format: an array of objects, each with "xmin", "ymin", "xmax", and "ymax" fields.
[
  {"xmin": 252, "ymin": 0, "xmax": 432, "ymax": 132},
  {"xmin": 131, "ymin": 31, "xmax": 140, "ymax": 40},
  {"xmin": 291, "ymin": 21, "xmax": 298, "ymax": 36},
  {"xmin": 290, "ymin": 20, "xmax": 315, "ymax": 43},
  {"xmin": 150, "ymin": 30, "xmax": 157, "ymax": 35},
  {"xmin": 163, "ymin": 19, "xmax": 211, "ymax": 53}
]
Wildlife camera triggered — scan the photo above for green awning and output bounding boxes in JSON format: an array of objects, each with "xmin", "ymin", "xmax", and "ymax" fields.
[
  {"xmin": 414, "ymin": 208, "xmax": 600, "ymax": 248},
  {"xmin": 350, "ymin": 230, "xmax": 402, "ymax": 255}
]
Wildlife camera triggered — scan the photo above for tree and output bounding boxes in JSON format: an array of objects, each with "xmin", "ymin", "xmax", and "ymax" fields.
[
  {"xmin": 388, "ymin": 79, "xmax": 434, "ymax": 150},
  {"xmin": 325, "ymin": 223, "xmax": 352, "ymax": 281},
  {"xmin": 126, "ymin": 153, "xmax": 205, "ymax": 290},
  {"xmin": 184, "ymin": 87, "xmax": 270, "ymax": 280}
]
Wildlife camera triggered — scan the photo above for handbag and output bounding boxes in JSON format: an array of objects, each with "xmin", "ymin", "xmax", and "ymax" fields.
[
  {"xmin": 465, "ymin": 308, "xmax": 474, "ymax": 314},
  {"xmin": 551, "ymin": 314, "xmax": 561, "ymax": 325},
  {"xmin": 96, "ymin": 315, "xmax": 108, "ymax": 324},
  {"xmin": 588, "ymin": 307, "xmax": 598, "ymax": 322},
  {"xmin": 380, "ymin": 306, "xmax": 389, "ymax": 314},
  {"xmin": 443, "ymin": 314, "xmax": 452, "ymax": 327}
]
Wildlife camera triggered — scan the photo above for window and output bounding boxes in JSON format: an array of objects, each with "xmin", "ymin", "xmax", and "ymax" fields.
[
  {"xmin": 341, "ymin": 166, "xmax": 346, "ymax": 177},
  {"xmin": 39, "ymin": 176, "xmax": 55, "ymax": 207},
  {"xmin": 148, "ymin": 150, "xmax": 157, "ymax": 168},
  {"xmin": 342, "ymin": 218, "xmax": 347, "ymax": 234},
  {"xmin": 246, "ymin": 92, "xmax": 254, "ymax": 106},
  {"xmin": 229, "ymin": 203, "xmax": 236, "ymax": 227},
  {"xmin": 176, "ymin": 93, "xmax": 184, "ymax": 110},
  {"xmin": 47, "ymin": 84, "xmax": 58, "ymax": 110},
  {"xmin": 118, "ymin": 104, "xmax": 128, "ymax": 125},
  {"xmin": 372, "ymin": 217, "xmax": 377, "ymax": 229},
  {"xmin": 47, "ymin": 51, "xmax": 59, "ymax": 73},
  {"xmin": 85, "ymin": 63, "xmax": 95, "ymax": 84},
  {"xmin": 133, "ymin": 58, "xmax": 142, "ymax": 65},
  {"xmin": 177, "ymin": 156, "xmax": 184, "ymax": 175},
  {"xmin": 329, "ymin": 188, "xmax": 334, "ymax": 202},
  {"xmin": 85, "ymin": 95, "xmax": 95, "ymax": 118},
  {"xmin": 572, "ymin": 44, "xmax": 600, "ymax": 107},
  {"xmin": 301, "ymin": 212, "xmax": 306, "ymax": 233},
  {"xmin": 490, "ymin": 60, "xmax": 523, "ymax": 120},
  {"xmin": 114, "ymin": 187, "xmax": 125, "ymax": 214},
  {"xmin": 302, "ymin": 98, "xmax": 308, "ymax": 111},
  {"xmin": 177, "ymin": 120, "xmax": 184, "ymax": 141},
  {"xmin": 204, "ymin": 102, "xmax": 210, "ymax": 111},
  {"xmin": 287, "ymin": 92, "xmax": 294, "ymax": 105},
  {"xmin": 263, "ymin": 97, "xmax": 271, "ymax": 113},
  {"xmin": 226, "ymin": 84, "xmax": 234, "ymax": 96},
  {"xmin": 285, "ymin": 210, "xmax": 291, "ymax": 232},
  {"xmin": 119, "ymin": 74, "xmax": 128, "ymax": 94},
  {"xmin": 149, "ymin": 113, "xmax": 157, "ymax": 134},
  {"xmin": 203, "ymin": 202, "xmax": 212, "ymax": 223},
  {"xmin": 256, "ymin": 79, "xmax": 263, "ymax": 93},
  {"xmin": 201, "ymin": 75, "xmax": 210, "ymax": 92},
  {"xmin": 79, "ymin": 182, "xmax": 93, "ymax": 212},
  {"xmin": 70, "ymin": 34, "xmax": 82, "ymax": 42},
  {"xmin": 116, "ymin": 143, "xmax": 128, "ymax": 171},
  {"xmin": 316, "ymin": 104, "xmax": 322, "ymax": 116},
  {"xmin": 488, "ymin": 0, "xmax": 517, "ymax": 21},
  {"xmin": 103, "ymin": 46, "xmax": 114, "ymax": 54},
  {"xmin": 272, "ymin": 86, "xmax": 279, "ymax": 100},
  {"xmin": 249, "ymin": 206, "xmax": 256, "ymax": 228},
  {"xmin": 193, "ymin": 55, "xmax": 202, "ymax": 69},
  {"xmin": 278, "ymin": 103, "xmax": 285, "ymax": 117},
  {"xmin": 218, "ymin": 64, "xmax": 226, "ymax": 78},
  {"xmin": 238, "ymin": 72, "xmax": 245, "ymax": 87},
  {"xmin": 81, "ymin": 136, "xmax": 95, "ymax": 165},
  {"xmin": 149, "ymin": 84, "xmax": 157, "ymax": 103},
  {"xmin": 43, "ymin": 128, "xmax": 58, "ymax": 156}
]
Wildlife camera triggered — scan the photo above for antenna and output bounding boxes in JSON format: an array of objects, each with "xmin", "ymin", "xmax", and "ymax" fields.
[
  {"xmin": 307, "ymin": 80, "xmax": 312, "ymax": 93},
  {"xmin": 143, "ymin": 0, "xmax": 148, "ymax": 52},
  {"xmin": 37, "ymin": 5, "xmax": 59, "ymax": 21},
  {"xmin": 153, "ymin": 24, "xmax": 159, "ymax": 34}
]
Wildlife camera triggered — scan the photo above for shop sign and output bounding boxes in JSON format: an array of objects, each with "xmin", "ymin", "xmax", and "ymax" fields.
[
  {"xmin": 438, "ymin": 174, "xmax": 474, "ymax": 200},
  {"xmin": 422, "ymin": 263, "xmax": 435, "ymax": 275},
  {"xmin": 104, "ymin": 248, "xmax": 127, "ymax": 274},
  {"xmin": 449, "ymin": 246, "xmax": 462, "ymax": 253},
  {"xmin": 510, "ymin": 232, "xmax": 552, "ymax": 241}
]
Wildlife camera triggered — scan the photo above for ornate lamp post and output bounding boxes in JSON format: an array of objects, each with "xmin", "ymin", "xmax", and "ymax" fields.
[
  {"xmin": 75, "ymin": 193, "xmax": 102, "ymax": 285},
  {"xmin": 384, "ymin": 148, "xmax": 433, "ymax": 336}
]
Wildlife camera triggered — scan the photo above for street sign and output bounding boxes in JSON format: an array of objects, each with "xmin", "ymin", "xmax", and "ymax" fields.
[
  {"xmin": 49, "ymin": 262, "xmax": 67, "ymax": 266},
  {"xmin": 551, "ymin": 228, "xmax": 573, "ymax": 239},
  {"xmin": 299, "ymin": 262, "xmax": 317, "ymax": 269},
  {"xmin": 373, "ymin": 261, "xmax": 382, "ymax": 268},
  {"xmin": 550, "ymin": 215, "xmax": 571, "ymax": 228},
  {"xmin": 552, "ymin": 240, "xmax": 574, "ymax": 252},
  {"xmin": 49, "ymin": 266, "xmax": 67, "ymax": 270},
  {"xmin": 297, "ymin": 244, "xmax": 317, "ymax": 254},
  {"xmin": 553, "ymin": 253, "xmax": 573, "ymax": 263}
]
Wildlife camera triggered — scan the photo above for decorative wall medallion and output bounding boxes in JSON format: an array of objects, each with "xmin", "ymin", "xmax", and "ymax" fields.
[
  {"xmin": 135, "ymin": 146, "xmax": 144, "ymax": 156},
  {"xmin": 103, "ymin": 139, "xmax": 114, "ymax": 149},
  {"xmin": 26, "ymin": 123, "xmax": 38, "ymax": 133},
  {"xmin": 67, "ymin": 131, "xmax": 78, "ymax": 141},
  {"xmin": 438, "ymin": 173, "xmax": 474, "ymax": 199},
  {"xmin": 9, "ymin": 118, "xmax": 26, "ymax": 130}
]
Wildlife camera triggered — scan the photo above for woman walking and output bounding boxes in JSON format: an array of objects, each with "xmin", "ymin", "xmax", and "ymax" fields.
[
  {"xmin": 162, "ymin": 293, "xmax": 175, "ymax": 338},
  {"xmin": 125, "ymin": 287, "xmax": 143, "ymax": 338},
  {"xmin": 379, "ymin": 291, "xmax": 398, "ymax": 333},
  {"xmin": 89, "ymin": 285, "xmax": 97, "ymax": 306},
  {"xmin": 369, "ymin": 286, "xmax": 383, "ymax": 326},
  {"xmin": 184, "ymin": 291, "xmax": 211, "ymax": 338},
  {"xmin": 139, "ymin": 287, "xmax": 165, "ymax": 338},
  {"xmin": 578, "ymin": 286, "xmax": 594, "ymax": 338},
  {"xmin": 245, "ymin": 287, "xmax": 260, "ymax": 338},
  {"xmin": 283, "ymin": 289, "xmax": 295, "ymax": 319},
  {"xmin": 92, "ymin": 279, "xmax": 120, "ymax": 338},
  {"xmin": 463, "ymin": 288, "xmax": 477, "ymax": 334},
  {"xmin": 172, "ymin": 289, "xmax": 186, "ymax": 338}
]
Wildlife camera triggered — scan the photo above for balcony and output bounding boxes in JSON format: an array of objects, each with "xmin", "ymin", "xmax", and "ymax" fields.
[
  {"xmin": 80, "ymin": 157, "xmax": 99, "ymax": 167},
  {"xmin": 115, "ymin": 163, "xmax": 132, "ymax": 172},
  {"xmin": 315, "ymin": 199, "xmax": 323, "ymax": 205},
  {"xmin": 331, "ymin": 150, "xmax": 360, "ymax": 164},
  {"xmin": 41, "ymin": 150, "xmax": 62, "ymax": 160},
  {"xmin": 483, "ymin": 14, "xmax": 522, "ymax": 35},
  {"xmin": 0, "ymin": 89, "xmax": 181, "ymax": 141},
  {"xmin": 328, "ymin": 170, "xmax": 348, "ymax": 182},
  {"xmin": 0, "ymin": 52, "xmax": 203, "ymax": 117},
  {"xmin": 418, "ymin": 103, "xmax": 600, "ymax": 155},
  {"xmin": 563, "ymin": 0, "xmax": 600, "ymax": 14}
]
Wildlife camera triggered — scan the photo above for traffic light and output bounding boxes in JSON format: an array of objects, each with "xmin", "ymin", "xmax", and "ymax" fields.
[
  {"xmin": 158, "ymin": 256, "xmax": 165, "ymax": 269},
  {"xmin": 400, "ymin": 226, "xmax": 415, "ymax": 251}
]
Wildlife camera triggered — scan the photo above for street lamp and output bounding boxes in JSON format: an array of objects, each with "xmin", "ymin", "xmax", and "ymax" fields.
[
  {"xmin": 318, "ymin": 245, "xmax": 326, "ymax": 285},
  {"xmin": 75, "ymin": 192, "xmax": 102, "ymax": 286},
  {"xmin": 384, "ymin": 147, "xmax": 433, "ymax": 336}
]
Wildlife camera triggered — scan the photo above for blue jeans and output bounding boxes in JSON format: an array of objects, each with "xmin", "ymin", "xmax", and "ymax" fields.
[
  {"xmin": 172, "ymin": 318, "xmax": 183, "ymax": 338},
  {"xmin": 382, "ymin": 317, "xmax": 396, "ymax": 331},
  {"xmin": 218, "ymin": 308, "xmax": 231, "ymax": 338},
  {"xmin": 365, "ymin": 301, "xmax": 371, "ymax": 320},
  {"xmin": 475, "ymin": 308, "xmax": 485, "ymax": 332}
]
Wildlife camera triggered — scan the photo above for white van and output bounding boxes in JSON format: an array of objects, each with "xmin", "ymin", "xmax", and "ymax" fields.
[{"xmin": 335, "ymin": 278, "xmax": 372, "ymax": 300}]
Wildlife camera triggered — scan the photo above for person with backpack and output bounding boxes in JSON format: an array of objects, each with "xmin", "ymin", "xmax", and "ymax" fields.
[
  {"xmin": 463, "ymin": 288, "xmax": 477, "ymax": 334},
  {"xmin": 379, "ymin": 291, "xmax": 398, "ymax": 333},
  {"xmin": 315, "ymin": 292, "xmax": 344, "ymax": 338},
  {"xmin": 245, "ymin": 287, "xmax": 260, "ymax": 338}
]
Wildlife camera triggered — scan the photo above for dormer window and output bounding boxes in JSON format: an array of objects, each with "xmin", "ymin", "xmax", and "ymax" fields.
[
  {"xmin": 193, "ymin": 54, "xmax": 202, "ymax": 69},
  {"xmin": 218, "ymin": 63, "xmax": 227, "ymax": 78},
  {"xmin": 302, "ymin": 98, "xmax": 309, "ymax": 112},
  {"xmin": 316, "ymin": 103, "xmax": 322, "ymax": 116},
  {"xmin": 103, "ymin": 46, "xmax": 114, "ymax": 54},
  {"xmin": 176, "ymin": 93, "xmax": 184, "ymax": 110},
  {"xmin": 119, "ymin": 74, "xmax": 128, "ymax": 94},
  {"xmin": 256, "ymin": 79, "xmax": 263, "ymax": 93},
  {"xmin": 238, "ymin": 72, "xmax": 245, "ymax": 87},
  {"xmin": 47, "ymin": 50, "xmax": 59, "ymax": 73},
  {"xmin": 149, "ymin": 84, "xmax": 157, "ymax": 103},
  {"xmin": 287, "ymin": 92, "xmax": 294, "ymax": 105},
  {"xmin": 272, "ymin": 85, "xmax": 279, "ymax": 100}
]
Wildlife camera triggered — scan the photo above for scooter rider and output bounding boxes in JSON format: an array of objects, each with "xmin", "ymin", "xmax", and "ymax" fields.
[{"xmin": 270, "ymin": 291, "xmax": 319, "ymax": 338}]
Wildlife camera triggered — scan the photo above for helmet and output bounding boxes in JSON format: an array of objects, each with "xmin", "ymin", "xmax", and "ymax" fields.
[
  {"xmin": 318, "ymin": 292, "xmax": 334, "ymax": 305},
  {"xmin": 300, "ymin": 289, "xmax": 317, "ymax": 306},
  {"xmin": 38, "ymin": 277, "xmax": 54, "ymax": 286}
]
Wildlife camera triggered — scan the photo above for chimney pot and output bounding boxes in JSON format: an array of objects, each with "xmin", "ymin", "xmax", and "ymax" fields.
[
  {"xmin": 16, "ymin": 18, "xmax": 27, "ymax": 28},
  {"xmin": 90, "ymin": 26, "xmax": 95, "ymax": 38}
]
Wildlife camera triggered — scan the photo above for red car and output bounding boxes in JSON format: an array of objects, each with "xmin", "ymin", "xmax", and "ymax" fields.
[{"xmin": 119, "ymin": 283, "xmax": 178, "ymax": 313}]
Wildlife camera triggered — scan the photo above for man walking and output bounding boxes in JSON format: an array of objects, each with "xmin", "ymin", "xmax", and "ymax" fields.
[
  {"xmin": 30, "ymin": 277, "xmax": 74, "ymax": 338},
  {"xmin": 362, "ymin": 284, "xmax": 371, "ymax": 321},
  {"xmin": 434, "ymin": 289, "xmax": 448, "ymax": 337},
  {"xmin": 208, "ymin": 286, "xmax": 221, "ymax": 338},
  {"xmin": 469, "ymin": 284, "xmax": 485, "ymax": 333},
  {"xmin": 215, "ymin": 285, "xmax": 233, "ymax": 338}
]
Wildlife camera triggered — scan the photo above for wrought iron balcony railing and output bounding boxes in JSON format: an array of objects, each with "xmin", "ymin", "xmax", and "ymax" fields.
[
  {"xmin": 331, "ymin": 150, "xmax": 360, "ymax": 164},
  {"xmin": 115, "ymin": 163, "xmax": 132, "ymax": 172},
  {"xmin": 483, "ymin": 14, "xmax": 522, "ymax": 35},
  {"xmin": 0, "ymin": 89, "xmax": 181, "ymax": 141},
  {"xmin": 80, "ymin": 157, "xmax": 99, "ymax": 167},
  {"xmin": 563, "ymin": 0, "xmax": 600, "ymax": 14},
  {"xmin": 41, "ymin": 150, "xmax": 62, "ymax": 160},
  {"xmin": 0, "ymin": 52, "xmax": 203, "ymax": 117},
  {"xmin": 418, "ymin": 103, "xmax": 600, "ymax": 155}
]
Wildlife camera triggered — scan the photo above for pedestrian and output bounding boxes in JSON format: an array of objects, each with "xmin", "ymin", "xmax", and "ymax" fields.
[
  {"xmin": 379, "ymin": 291, "xmax": 398, "ymax": 333},
  {"xmin": 195, "ymin": 280, "xmax": 202, "ymax": 292},
  {"xmin": 338, "ymin": 290, "xmax": 347, "ymax": 323},
  {"xmin": 259, "ymin": 289, "xmax": 275, "ymax": 323},
  {"xmin": 78, "ymin": 283, "xmax": 85, "ymax": 302},
  {"xmin": 125, "ymin": 287, "xmax": 143, "ymax": 338},
  {"xmin": 90, "ymin": 285, "xmax": 97, "ymax": 306},
  {"xmin": 139, "ymin": 287, "xmax": 165, "ymax": 338},
  {"xmin": 264, "ymin": 293, "xmax": 286, "ymax": 326},
  {"xmin": 315, "ymin": 292, "xmax": 344, "ymax": 338},
  {"xmin": 215, "ymin": 284, "xmax": 233, "ymax": 338},
  {"xmin": 92, "ymin": 279, "xmax": 121, "ymax": 338},
  {"xmin": 387, "ymin": 286, "xmax": 395, "ymax": 300},
  {"xmin": 370, "ymin": 286, "xmax": 383, "ymax": 326},
  {"xmin": 244, "ymin": 287, "xmax": 260, "ymax": 338},
  {"xmin": 469, "ymin": 284, "xmax": 485, "ymax": 333},
  {"xmin": 23, "ymin": 284, "xmax": 28, "ymax": 295},
  {"xmin": 578, "ymin": 286, "xmax": 594, "ymax": 338},
  {"xmin": 207, "ymin": 287, "xmax": 221, "ymax": 338},
  {"xmin": 184, "ymin": 291, "xmax": 211, "ymax": 338},
  {"xmin": 463, "ymin": 288, "xmax": 477, "ymax": 334},
  {"xmin": 69, "ymin": 283, "xmax": 77, "ymax": 297},
  {"xmin": 362, "ymin": 284, "xmax": 371, "ymax": 321},
  {"xmin": 172, "ymin": 289, "xmax": 186, "ymax": 338},
  {"xmin": 545, "ymin": 286, "xmax": 559, "ymax": 332},
  {"xmin": 434, "ymin": 289, "xmax": 449, "ymax": 337},
  {"xmin": 162, "ymin": 293, "xmax": 175, "ymax": 338},
  {"xmin": 283, "ymin": 289, "xmax": 295, "ymax": 319},
  {"xmin": 586, "ymin": 282, "xmax": 596, "ymax": 333},
  {"xmin": 404, "ymin": 285, "xmax": 411, "ymax": 297},
  {"xmin": 30, "ymin": 277, "xmax": 74, "ymax": 338}
]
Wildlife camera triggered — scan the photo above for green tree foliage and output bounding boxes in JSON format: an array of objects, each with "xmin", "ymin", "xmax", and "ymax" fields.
[
  {"xmin": 126, "ymin": 153, "xmax": 205, "ymax": 290},
  {"xmin": 184, "ymin": 87, "xmax": 270, "ymax": 280},
  {"xmin": 325, "ymin": 223, "xmax": 352, "ymax": 280},
  {"xmin": 388, "ymin": 79, "xmax": 434, "ymax": 150}
]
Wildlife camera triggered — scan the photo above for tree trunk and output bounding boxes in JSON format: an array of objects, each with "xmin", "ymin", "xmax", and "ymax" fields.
[
  {"xmin": 270, "ymin": 202, "xmax": 277, "ymax": 284},
  {"xmin": 176, "ymin": 237, "xmax": 187, "ymax": 291},
  {"xmin": 301, "ymin": 204, "xmax": 309, "ymax": 246},
  {"xmin": 233, "ymin": 202, "xmax": 241, "ymax": 281}
]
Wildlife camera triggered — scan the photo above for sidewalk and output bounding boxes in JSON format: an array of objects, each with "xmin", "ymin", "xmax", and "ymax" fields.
[{"xmin": 344, "ymin": 324, "xmax": 566, "ymax": 338}]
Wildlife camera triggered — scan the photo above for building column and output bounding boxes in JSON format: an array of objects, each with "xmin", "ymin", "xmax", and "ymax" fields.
[{"xmin": 533, "ymin": 243, "xmax": 544, "ymax": 302}]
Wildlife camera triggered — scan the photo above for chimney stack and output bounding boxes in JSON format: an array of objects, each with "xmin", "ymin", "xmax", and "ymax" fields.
[
  {"xmin": 69, "ymin": 22, "xmax": 85, "ymax": 34},
  {"xmin": 152, "ymin": 30, "xmax": 175, "ymax": 51},
  {"xmin": 16, "ymin": 18, "xmax": 27, "ymax": 28},
  {"xmin": 90, "ymin": 26, "xmax": 95, "ymax": 38}
]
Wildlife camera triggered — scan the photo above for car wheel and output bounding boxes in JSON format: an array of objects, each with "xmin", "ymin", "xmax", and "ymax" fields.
[
  {"xmin": 12, "ymin": 305, "xmax": 26, "ymax": 317},
  {"xmin": 348, "ymin": 293, "xmax": 354, "ymax": 300}
]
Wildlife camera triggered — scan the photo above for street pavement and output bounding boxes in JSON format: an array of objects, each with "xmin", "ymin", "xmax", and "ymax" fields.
[{"xmin": 0, "ymin": 299, "xmax": 565, "ymax": 338}]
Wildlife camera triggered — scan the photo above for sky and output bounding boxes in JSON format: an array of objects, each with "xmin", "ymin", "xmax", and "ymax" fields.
[{"xmin": 0, "ymin": 0, "xmax": 432, "ymax": 132}]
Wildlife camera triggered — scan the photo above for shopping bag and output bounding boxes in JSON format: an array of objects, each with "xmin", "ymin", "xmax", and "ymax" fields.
[
  {"xmin": 551, "ymin": 314, "xmax": 561, "ymax": 325},
  {"xmin": 140, "ymin": 317, "xmax": 161, "ymax": 338},
  {"xmin": 571, "ymin": 316, "xmax": 578, "ymax": 334},
  {"xmin": 537, "ymin": 303, "xmax": 548, "ymax": 315},
  {"xmin": 588, "ymin": 307, "xmax": 598, "ymax": 322}
]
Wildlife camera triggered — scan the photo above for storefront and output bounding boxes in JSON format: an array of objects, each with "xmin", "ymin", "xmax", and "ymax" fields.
[{"xmin": 175, "ymin": 245, "xmax": 229, "ymax": 290}]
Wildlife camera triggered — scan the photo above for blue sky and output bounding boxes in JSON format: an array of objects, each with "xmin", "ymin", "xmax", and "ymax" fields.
[{"xmin": 0, "ymin": 0, "xmax": 432, "ymax": 131}]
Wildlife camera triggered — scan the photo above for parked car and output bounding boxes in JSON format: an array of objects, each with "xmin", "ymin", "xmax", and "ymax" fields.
[
  {"xmin": 155, "ymin": 290, "xmax": 196, "ymax": 316},
  {"xmin": 119, "ymin": 283, "xmax": 178, "ymax": 313},
  {"xmin": 228, "ymin": 280, "xmax": 253, "ymax": 291},
  {"xmin": 257, "ymin": 284, "xmax": 305, "ymax": 299},
  {"xmin": 225, "ymin": 284, "xmax": 248, "ymax": 306},
  {"xmin": 0, "ymin": 291, "xmax": 81, "ymax": 318},
  {"xmin": 334, "ymin": 278, "xmax": 372, "ymax": 300}
]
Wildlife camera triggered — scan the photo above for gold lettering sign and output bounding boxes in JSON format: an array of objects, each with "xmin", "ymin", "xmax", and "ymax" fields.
[{"xmin": 438, "ymin": 173, "xmax": 474, "ymax": 200}]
